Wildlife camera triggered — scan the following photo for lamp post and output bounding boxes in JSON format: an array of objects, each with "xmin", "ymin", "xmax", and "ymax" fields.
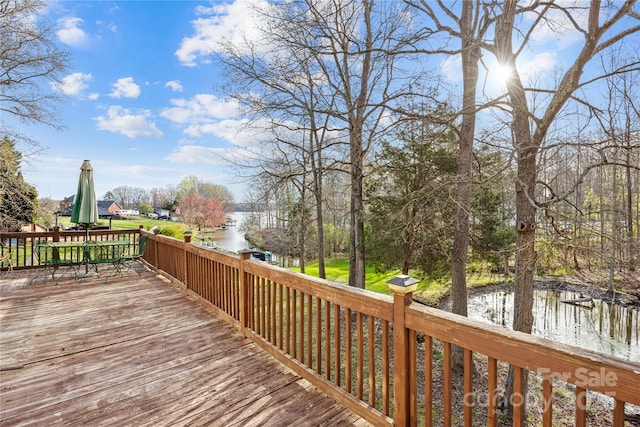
[{"xmin": 387, "ymin": 274, "xmax": 420, "ymax": 293}]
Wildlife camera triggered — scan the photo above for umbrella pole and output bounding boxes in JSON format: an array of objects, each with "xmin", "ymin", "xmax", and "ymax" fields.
[{"xmin": 85, "ymin": 226, "xmax": 89, "ymax": 274}]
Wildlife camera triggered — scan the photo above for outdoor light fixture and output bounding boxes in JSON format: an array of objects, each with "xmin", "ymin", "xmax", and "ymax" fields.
[{"xmin": 387, "ymin": 274, "xmax": 420, "ymax": 293}]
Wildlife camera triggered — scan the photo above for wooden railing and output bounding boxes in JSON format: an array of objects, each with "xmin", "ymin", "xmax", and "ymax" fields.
[
  {"xmin": 141, "ymin": 233, "xmax": 639, "ymax": 427},
  {"xmin": 0, "ymin": 227, "xmax": 143, "ymax": 269},
  {"xmin": 4, "ymin": 230, "xmax": 637, "ymax": 426},
  {"xmin": 145, "ymin": 236, "xmax": 640, "ymax": 426}
]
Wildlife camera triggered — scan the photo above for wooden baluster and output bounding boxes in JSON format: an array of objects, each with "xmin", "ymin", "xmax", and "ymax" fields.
[
  {"xmin": 487, "ymin": 357, "xmax": 498, "ymax": 427},
  {"xmin": 424, "ymin": 336, "xmax": 433, "ymax": 427},
  {"xmin": 281, "ymin": 284, "xmax": 286, "ymax": 351},
  {"xmin": 368, "ymin": 315, "xmax": 376, "ymax": 408},
  {"xmin": 292, "ymin": 289, "xmax": 297, "ymax": 359},
  {"xmin": 345, "ymin": 307, "xmax": 352, "ymax": 394},
  {"xmin": 575, "ymin": 386, "xmax": 586, "ymax": 427},
  {"xmin": 382, "ymin": 319, "xmax": 390, "ymax": 417},
  {"xmin": 270, "ymin": 280, "xmax": 277, "ymax": 345},
  {"xmin": 513, "ymin": 366, "xmax": 524, "ymax": 427},
  {"xmin": 334, "ymin": 304, "xmax": 341, "ymax": 387},
  {"xmin": 444, "ymin": 342, "xmax": 452, "ymax": 427},
  {"xmin": 307, "ymin": 294, "xmax": 312, "ymax": 367},
  {"xmin": 613, "ymin": 399, "xmax": 625, "ymax": 427},
  {"xmin": 463, "ymin": 348, "xmax": 473, "ymax": 427},
  {"xmin": 409, "ymin": 329, "xmax": 416, "ymax": 426},
  {"xmin": 299, "ymin": 291, "xmax": 305, "ymax": 363},
  {"xmin": 260, "ymin": 277, "xmax": 266, "ymax": 337},
  {"xmin": 542, "ymin": 377, "xmax": 552, "ymax": 426},
  {"xmin": 325, "ymin": 300, "xmax": 331, "ymax": 380},
  {"xmin": 357, "ymin": 311, "xmax": 364, "ymax": 400},
  {"xmin": 316, "ymin": 297, "xmax": 322, "ymax": 375}
]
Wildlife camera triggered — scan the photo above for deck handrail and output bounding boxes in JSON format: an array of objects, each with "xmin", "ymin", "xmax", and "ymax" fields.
[
  {"xmin": 0, "ymin": 227, "xmax": 143, "ymax": 270},
  {"xmin": 4, "ymin": 230, "xmax": 638, "ymax": 426}
]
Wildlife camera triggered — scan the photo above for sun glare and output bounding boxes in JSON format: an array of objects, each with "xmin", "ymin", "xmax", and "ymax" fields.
[{"xmin": 493, "ymin": 64, "xmax": 514, "ymax": 84}]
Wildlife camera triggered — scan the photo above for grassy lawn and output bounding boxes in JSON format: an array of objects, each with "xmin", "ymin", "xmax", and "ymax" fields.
[
  {"xmin": 58, "ymin": 216, "xmax": 164, "ymax": 230},
  {"xmin": 297, "ymin": 258, "xmax": 399, "ymax": 294},
  {"xmin": 57, "ymin": 216, "xmax": 224, "ymax": 241},
  {"xmin": 293, "ymin": 258, "xmax": 509, "ymax": 305},
  {"xmin": 293, "ymin": 259, "xmax": 443, "ymax": 298}
]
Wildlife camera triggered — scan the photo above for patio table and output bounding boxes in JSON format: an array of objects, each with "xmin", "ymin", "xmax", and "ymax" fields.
[{"xmin": 39, "ymin": 240, "xmax": 131, "ymax": 281}]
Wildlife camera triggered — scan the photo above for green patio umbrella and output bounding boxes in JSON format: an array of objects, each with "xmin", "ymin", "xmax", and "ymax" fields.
[
  {"xmin": 71, "ymin": 160, "xmax": 98, "ymax": 277},
  {"xmin": 71, "ymin": 160, "xmax": 98, "ymax": 240}
]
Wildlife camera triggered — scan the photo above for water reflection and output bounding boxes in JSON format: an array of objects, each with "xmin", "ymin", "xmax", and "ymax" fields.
[
  {"xmin": 468, "ymin": 290, "xmax": 639, "ymax": 362},
  {"xmin": 202, "ymin": 212, "xmax": 251, "ymax": 252}
]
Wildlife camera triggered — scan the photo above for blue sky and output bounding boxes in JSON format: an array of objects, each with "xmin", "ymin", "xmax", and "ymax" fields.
[
  {"xmin": 14, "ymin": 0, "xmax": 260, "ymax": 202},
  {"xmin": 9, "ymin": 1, "xmax": 638, "ymax": 203}
]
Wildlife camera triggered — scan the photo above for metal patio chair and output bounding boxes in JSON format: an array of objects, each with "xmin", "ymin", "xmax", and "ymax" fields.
[{"xmin": 120, "ymin": 234, "xmax": 148, "ymax": 275}]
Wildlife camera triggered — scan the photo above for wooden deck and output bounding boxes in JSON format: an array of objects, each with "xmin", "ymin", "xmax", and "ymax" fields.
[{"xmin": 0, "ymin": 267, "xmax": 371, "ymax": 426}]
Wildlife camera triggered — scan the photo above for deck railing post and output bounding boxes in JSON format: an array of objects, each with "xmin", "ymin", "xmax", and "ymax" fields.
[
  {"xmin": 388, "ymin": 275, "xmax": 420, "ymax": 427},
  {"xmin": 238, "ymin": 249, "xmax": 252, "ymax": 336},
  {"xmin": 182, "ymin": 231, "xmax": 192, "ymax": 287},
  {"xmin": 151, "ymin": 228, "xmax": 160, "ymax": 268},
  {"xmin": 53, "ymin": 226, "xmax": 60, "ymax": 243}
]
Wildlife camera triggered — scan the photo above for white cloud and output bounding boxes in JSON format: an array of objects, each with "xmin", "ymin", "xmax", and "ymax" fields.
[
  {"xmin": 160, "ymin": 94, "xmax": 239, "ymax": 125},
  {"xmin": 52, "ymin": 72, "xmax": 92, "ymax": 96},
  {"xmin": 165, "ymin": 80, "xmax": 184, "ymax": 92},
  {"xmin": 88, "ymin": 93, "xmax": 100, "ymax": 100},
  {"xmin": 109, "ymin": 77, "xmax": 141, "ymax": 98},
  {"xmin": 96, "ymin": 20, "xmax": 118, "ymax": 33},
  {"xmin": 440, "ymin": 54, "xmax": 462, "ymax": 83},
  {"xmin": 164, "ymin": 145, "xmax": 235, "ymax": 165},
  {"xmin": 94, "ymin": 106, "xmax": 163, "ymax": 138},
  {"xmin": 519, "ymin": 52, "xmax": 557, "ymax": 80},
  {"xmin": 184, "ymin": 118, "xmax": 254, "ymax": 141},
  {"xmin": 176, "ymin": 0, "xmax": 269, "ymax": 66},
  {"xmin": 525, "ymin": 1, "xmax": 587, "ymax": 49},
  {"xmin": 56, "ymin": 17, "xmax": 88, "ymax": 46}
]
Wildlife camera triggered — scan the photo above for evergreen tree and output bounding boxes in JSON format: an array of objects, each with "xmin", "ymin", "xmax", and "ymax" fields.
[
  {"xmin": 0, "ymin": 138, "xmax": 38, "ymax": 230},
  {"xmin": 366, "ymin": 124, "xmax": 458, "ymax": 276}
]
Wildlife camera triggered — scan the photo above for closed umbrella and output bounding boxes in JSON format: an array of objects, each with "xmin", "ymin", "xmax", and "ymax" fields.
[{"xmin": 71, "ymin": 160, "xmax": 98, "ymax": 276}]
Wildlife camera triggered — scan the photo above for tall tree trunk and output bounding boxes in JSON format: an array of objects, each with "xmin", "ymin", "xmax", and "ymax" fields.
[
  {"xmin": 299, "ymin": 188, "xmax": 307, "ymax": 275},
  {"xmin": 347, "ymin": 0, "xmax": 372, "ymax": 290},
  {"xmin": 624, "ymin": 117, "xmax": 634, "ymax": 272},
  {"xmin": 315, "ymin": 179, "xmax": 326, "ymax": 278},
  {"xmin": 450, "ymin": 0, "xmax": 479, "ymax": 371},
  {"xmin": 495, "ymin": 1, "xmax": 535, "ymax": 420},
  {"xmin": 600, "ymin": 167, "xmax": 605, "ymax": 263},
  {"xmin": 350, "ymin": 129, "xmax": 366, "ymax": 289},
  {"xmin": 309, "ymin": 100, "xmax": 327, "ymax": 279},
  {"xmin": 609, "ymin": 159, "xmax": 618, "ymax": 292}
]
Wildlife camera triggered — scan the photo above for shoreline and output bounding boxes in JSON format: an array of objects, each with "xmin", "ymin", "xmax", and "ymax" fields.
[{"xmin": 435, "ymin": 275, "xmax": 640, "ymax": 310}]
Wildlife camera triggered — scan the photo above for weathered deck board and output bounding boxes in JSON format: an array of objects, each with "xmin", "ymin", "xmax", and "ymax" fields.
[{"xmin": 0, "ymin": 268, "xmax": 370, "ymax": 426}]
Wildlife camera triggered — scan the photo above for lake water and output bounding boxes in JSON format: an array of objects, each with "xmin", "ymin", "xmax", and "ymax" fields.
[
  {"xmin": 468, "ymin": 289, "xmax": 639, "ymax": 362},
  {"xmin": 202, "ymin": 212, "xmax": 252, "ymax": 252}
]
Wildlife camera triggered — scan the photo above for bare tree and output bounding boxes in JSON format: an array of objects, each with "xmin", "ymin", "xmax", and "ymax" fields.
[
  {"xmin": 1, "ymin": 0, "xmax": 70, "ymax": 131},
  {"xmin": 218, "ymin": 0, "xmax": 425, "ymax": 288},
  {"xmin": 406, "ymin": 0, "xmax": 491, "ymax": 370},
  {"xmin": 302, "ymin": 0, "xmax": 426, "ymax": 288},
  {"xmin": 108, "ymin": 186, "xmax": 148, "ymax": 210},
  {"xmin": 489, "ymin": 0, "xmax": 639, "ymax": 419},
  {"xmin": 150, "ymin": 187, "xmax": 173, "ymax": 210},
  {"xmin": 491, "ymin": 0, "xmax": 639, "ymax": 333}
]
